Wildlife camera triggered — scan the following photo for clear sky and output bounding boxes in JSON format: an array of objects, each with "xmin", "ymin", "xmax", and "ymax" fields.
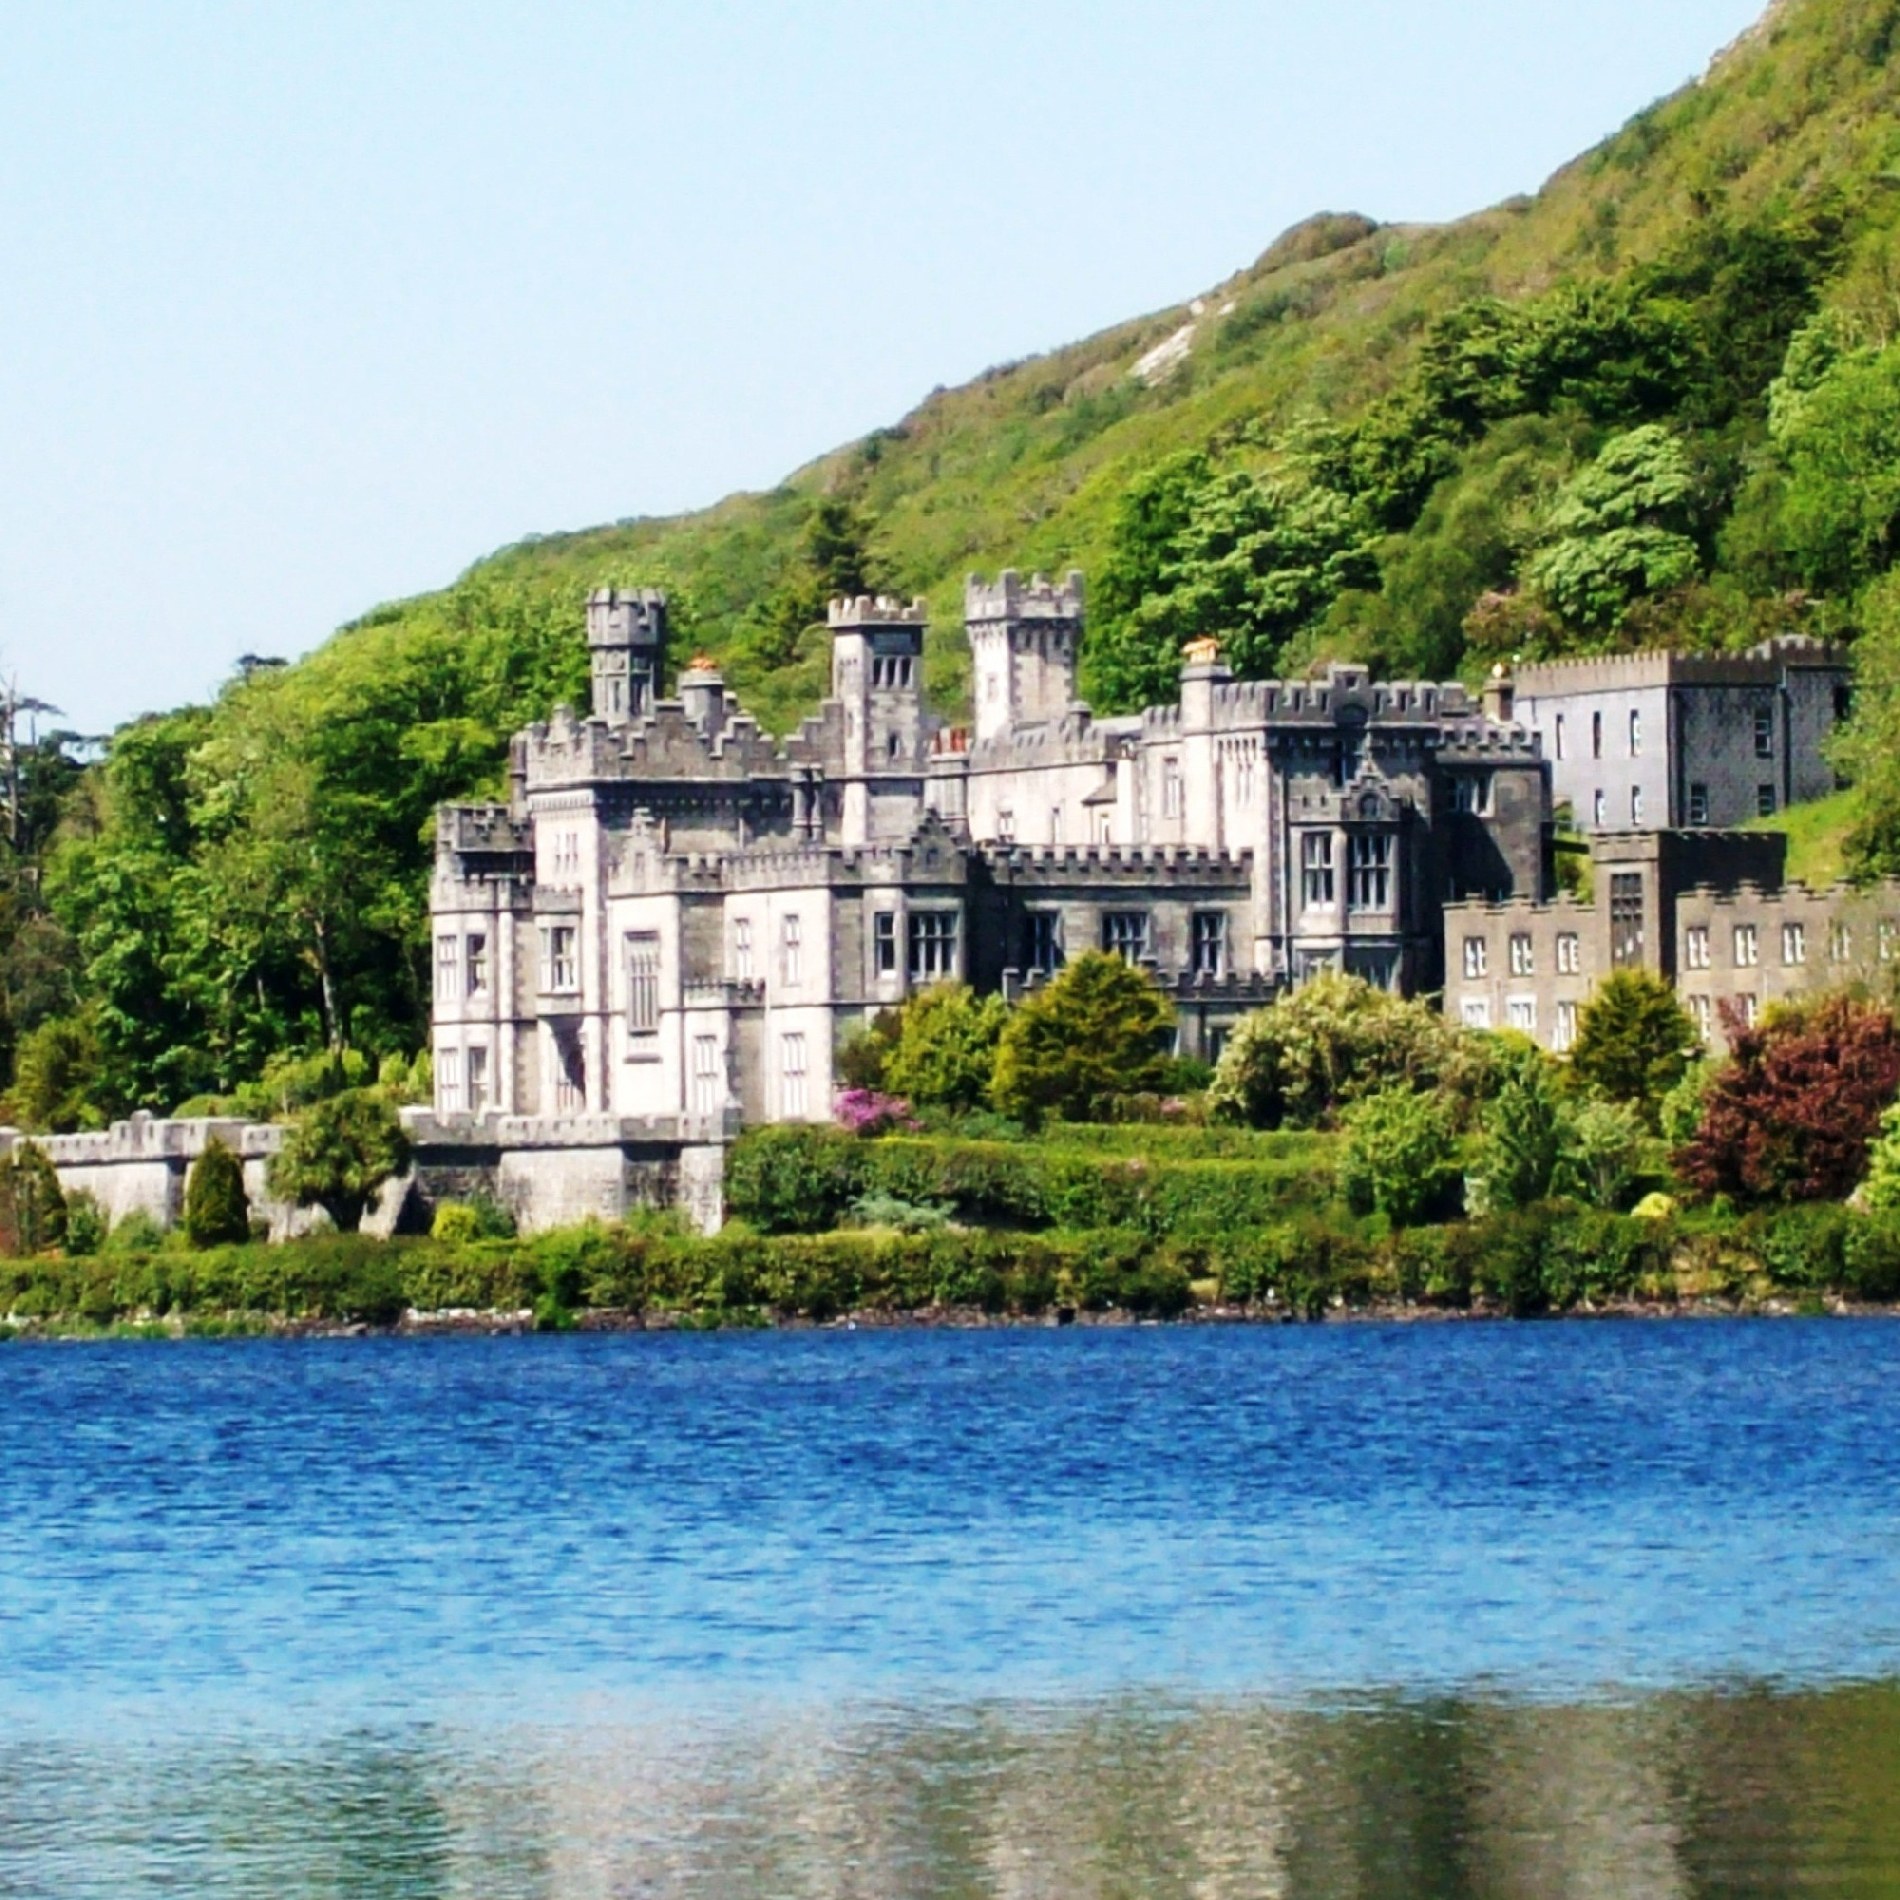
[{"xmin": 1, "ymin": 0, "xmax": 1768, "ymax": 736}]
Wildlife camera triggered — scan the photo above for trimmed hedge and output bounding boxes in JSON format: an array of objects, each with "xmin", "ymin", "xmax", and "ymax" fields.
[{"xmin": 725, "ymin": 1127, "xmax": 1343, "ymax": 1238}]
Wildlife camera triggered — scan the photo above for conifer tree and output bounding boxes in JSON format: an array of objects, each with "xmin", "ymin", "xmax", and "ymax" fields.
[{"xmin": 184, "ymin": 1137, "xmax": 251, "ymax": 1248}]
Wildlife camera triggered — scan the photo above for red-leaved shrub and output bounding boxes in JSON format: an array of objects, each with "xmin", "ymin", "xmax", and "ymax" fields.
[{"xmin": 1676, "ymin": 995, "xmax": 1900, "ymax": 1203}]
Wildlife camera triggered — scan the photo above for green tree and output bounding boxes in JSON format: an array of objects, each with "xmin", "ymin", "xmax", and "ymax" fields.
[
  {"xmin": 0, "ymin": 1143, "xmax": 67, "ymax": 1256},
  {"xmin": 1209, "ymin": 974, "xmax": 1472, "ymax": 1130},
  {"xmin": 8, "ymin": 1013, "xmax": 108, "ymax": 1133},
  {"xmin": 1772, "ymin": 339, "xmax": 1900, "ymax": 595},
  {"xmin": 266, "ymin": 1089, "xmax": 412, "ymax": 1234},
  {"xmin": 1339, "ymin": 1086, "xmax": 1461, "ymax": 1227},
  {"xmin": 1478, "ymin": 1055, "xmax": 1567, "ymax": 1212},
  {"xmin": 1567, "ymin": 971, "xmax": 1698, "ymax": 1124},
  {"xmin": 991, "ymin": 953, "xmax": 1173, "ymax": 1125},
  {"xmin": 183, "ymin": 1137, "xmax": 251, "ymax": 1248},
  {"xmin": 1554, "ymin": 1097, "xmax": 1645, "ymax": 1210},
  {"xmin": 882, "ymin": 985, "xmax": 1008, "ymax": 1115},
  {"xmin": 1526, "ymin": 426, "xmax": 1702, "ymax": 631}
]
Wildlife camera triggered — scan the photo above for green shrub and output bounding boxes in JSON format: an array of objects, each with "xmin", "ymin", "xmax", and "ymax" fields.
[
  {"xmin": 104, "ymin": 1209, "xmax": 168, "ymax": 1256},
  {"xmin": 1339, "ymin": 1087, "xmax": 1461, "ymax": 1226},
  {"xmin": 266, "ymin": 1090, "xmax": 412, "ymax": 1234},
  {"xmin": 992, "ymin": 954, "xmax": 1175, "ymax": 1125},
  {"xmin": 0, "ymin": 1145, "xmax": 67, "ymax": 1256},
  {"xmin": 62, "ymin": 1191, "xmax": 108, "ymax": 1258},
  {"xmin": 184, "ymin": 1139, "xmax": 251, "ymax": 1248}
]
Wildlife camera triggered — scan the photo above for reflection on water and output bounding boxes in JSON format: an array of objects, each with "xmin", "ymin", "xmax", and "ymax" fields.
[{"xmin": 7, "ymin": 1685, "xmax": 1900, "ymax": 1897}]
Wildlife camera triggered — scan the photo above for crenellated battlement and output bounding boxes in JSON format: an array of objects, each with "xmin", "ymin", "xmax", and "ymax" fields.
[
  {"xmin": 828, "ymin": 593, "xmax": 929, "ymax": 629},
  {"xmin": 964, "ymin": 568, "xmax": 1085, "ymax": 625}
]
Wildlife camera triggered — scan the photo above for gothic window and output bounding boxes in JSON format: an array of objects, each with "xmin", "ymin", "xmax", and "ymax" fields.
[
  {"xmin": 466, "ymin": 1045, "xmax": 489, "ymax": 1115},
  {"xmin": 873, "ymin": 912, "xmax": 898, "ymax": 977},
  {"xmin": 1190, "ymin": 912, "xmax": 1227, "ymax": 978},
  {"xmin": 1348, "ymin": 835, "xmax": 1392, "ymax": 912},
  {"xmin": 1555, "ymin": 714, "xmax": 1566, "ymax": 761},
  {"xmin": 1461, "ymin": 998, "xmax": 1492, "ymax": 1029},
  {"xmin": 1592, "ymin": 711, "xmax": 1603, "ymax": 760},
  {"xmin": 1300, "ymin": 833, "xmax": 1335, "ymax": 909},
  {"xmin": 1507, "ymin": 997, "xmax": 1537, "ymax": 1033},
  {"xmin": 1162, "ymin": 757, "xmax": 1183, "ymax": 820},
  {"xmin": 908, "ymin": 912, "xmax": 959, "ymax": 982},
  {"xmin": 1028, "ymin": 911, "xmax": 1064, "ymax": 975},
  {"xmin": 692, "ymin": 1036, "xmax": 722, "ymax": 1116},
  {"xmin": 1554, "ymin": 1001, "xmax": 1578, "ymax": 1052},
  {"xmin": 1101, "ymin": 912, "xmax": 1151, "ymax": 963},
  {"xmin": 1557, "ymin": 932, "xmax": 1581, "ymax": 975},
  {"xmin": 1610, "ymin": 874, "xmax": 1645, "ymax": 968},
  {"xmin": 1630, "ymin": 786, "xmax": 1644, "ymax": 825},
  {"xmin": 733, "ymin": 918, "xmax": 753, "ymax": 983},
  {"xmin": 1685, "ymin": 926, "xmax": 1710, "ymax": 971},
  {"xmin": 625, "ymin": 933, "xmax": 661, "ymax": 1035},
  {"xmin": 1628, "ymin": 710, "xmax": 1642, "ymax": 757},
  {"xmin": 1510, "ymin": 933, "xmax": 1533, "ymax": 977},
  {"xmin": 437, "ymin": 1047, "xmax": 461, "ymax": 1115},
  {"xmin": 1754, "ymin": 707, "xmax": 1775, "ymax": 758},
  {"xmin": 1830, "ymin": 923, "xmax": 1852, "ymax": 963},
  {"xmin": 778, "ymin": 1033, "xmax": 808, "ymax": 1118},
  {"xmin": 465, "ymin": 933, "xmax": 489, "ymax": 998},
  {"xmin": 435, "ymin": 934, "xmax": 459, "ymax": 1001},
  {"xmin": 1463, "ymin": 937, "xmax": 1488, "ymax": 980},
  {"xmin": 1593, "ymin": 790, "xmax": 1606, "ymax": 828},
  {"xmin": 781, "ymin": 915, "xmax": 803, "ymax": 989},
  {"xmin": 1782, "ymin": 922, "xmax": 1807, "ymax": 967},
  {"xmin": 541, "ymin": 925, "xmax": 578, "ymax": 994},
  {"xmin": 1733, "ymin": 924, "xmax": 1759, "ymax": 969},
  {"xmin": 1688, "ymin": 994, "xmax": 1712, "ymax": 1041}
]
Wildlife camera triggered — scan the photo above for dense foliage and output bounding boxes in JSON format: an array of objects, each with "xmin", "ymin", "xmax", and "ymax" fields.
[
  {"xmin": 1566, "ymin": 971, "xmax": 1700, "ymax": 1124},
  {"xmin": 266, "ymin": 1090, "xmax": 413, "ymax": 1234},
  {"xmin": 183, "ymin": 1139, "xmax": 251, "ymax": 1249}
]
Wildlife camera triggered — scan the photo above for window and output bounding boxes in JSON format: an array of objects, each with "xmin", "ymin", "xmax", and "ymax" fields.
[
  {"xmin": 466, "ymin": 1045, "xmax": 489, "ymax": 1115},
  {"xmin": 1049, "ymin": 805, "xmax": 1064, "ymax": 843},
  {"xmin": 1300, "ymin": 833, "xmax": 1335, "ymax": 909},
  {"xmin": 781, "ymin": 914, "xmax": 802, "ymax": 988},
  {"xmin": 1348, "ymin": 834, "xmax": 1392, "ymax": 911},
  {"xmin": 1028, "ymin": 911, "xmax": 1064, "ymax": 974},
  {"xmin": 909, "ymin": 911, "xmax": 959, "ymax": 982},
  {"xmin": 996, "ymin": 808, "xmax": 1016, "ymax": 843},
  {"xmin": 733, "ymin": 918, "xmax": 753, "ymax": 983},
  {"xmin": 1592, "ymin": 711, "xmax": 1603, "ymax": 760},
  {"xmin": 1557, "ymin": 932, "xmax": 1581, "ymax": 975},
  {"xmin": 692, "ymin": 1036, "xmax": 721, "ymax": 1115},
  {"xmin": 778, "ymin": 1033, "xmax": 808, "ymax": 1119},
  {"xmin": 1463, "ymin": 936, "xmax": 1489, "ymax": 980},
  {"xmin": 1688, "ymin": 783, "xmax": 1710, "ymax": 826},
  {"xmin": 1452, "ymin": 774, "xmax": 1490, "ymax": 815},
  {"xmin": 1510, "ymin": 933, "xmax": 1534, "ymax": 977},
  {"xmin": 1097, "ymin": 812, "xmax": 1113, "ymax": 844},
  {"xmin": 1830, "ymin": 923, "xmax": 1853, "ymax": 963},
  {"xmin": 1754, "ymin": 706, "xmax": 1775, "ymax": 759},
  {"xmin": 1191, "ymin": 912, "xmax": 1227, "ymax": 978},
  {"xmin": 1507, "ymin": 998, "xmax": 1537, "ymax": 1033},
  {"xmin": 1685, "ymin": 925, "xmax": 1711, "ymax": 971},
  {"xmin": 1161, "ymin": 757, "xmax": 1183, "ymax": 820},
  {"xmin": 435, "ymin": 934, "xmax": 459, "ymax": 1001},
  {"xmin": 1554, "ymin": 1001, "xmax": 1578, "ymax": 1052},
  {"xmin": 465, "ymin": 932, "xmax": 489, "ymax": 998},
  {"xmin": 1555, "ymin": 714, "xmax": 1566, "ymax": 761},
  {"xmin": 1593, "ymin": 790, "xmax": 1607, "ymax": 829},
  {"xmin": 1757, "ymin": 784, "xmax": 1777, "ymax": 819},
  {"xmin": 1733, "ymin": 924, "xmax": 1759, "ymax": 968},
  {"xmin": 1102, "ymin": 912, "xmax": 1151, "ymax": 963},
  {"xmin": 1461, "ymin": 998, "xmax": 1492, "ymax": 1030},
  {"xmin": 1628, "ymin": 710, "xmax": 1641, "ymax": 757},
  {"xmin": 1608, "ymin": 873, "xmax": 1644, "ymax": 968},
  {"xmin": 1630, "ymin": 786, "xmax": 1644, "ymax": 825},
  {"xmin": 1736, "ymin": 993, "xmax": 1760, "ymax": 1029},
  {"xmin": 541, "ymin": 925, "xmax": 578, "ymax": 994},
  {"xmin": 1689, "ymin": 994, "xmax": 1712, "ymax": 1041},
  {"xmin": 873, "ymin": 911, "xmax": 898, "ymax": 977},
  {"xmin": 626, "ymin": 932, "xmax": 660, "ymax": 1035},
  {"xmin": 1782, "ymin": 922, "xmax": 1807, "ymax": 967},
  {"xmin": 437, "ymin": 1048, "xmax": 462, "ymax": 1115},
  {"xmin": 550, "ymin": 1035, "xmax": 584, "ymax": 1113}
]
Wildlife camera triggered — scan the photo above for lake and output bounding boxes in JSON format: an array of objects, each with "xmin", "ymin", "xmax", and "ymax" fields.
[{"xmin": 3, "ymin": 1321, "xmax": 1899, "ymax": 1895}]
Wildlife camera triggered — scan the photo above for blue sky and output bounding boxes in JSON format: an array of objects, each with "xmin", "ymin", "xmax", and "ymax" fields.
[{"xmin": 1, "ymin": 0, "xmax": 1766, "ymax": 734}]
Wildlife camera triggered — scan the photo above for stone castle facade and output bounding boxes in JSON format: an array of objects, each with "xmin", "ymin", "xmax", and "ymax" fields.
[{"xmin": 428, "ymin": 575, "xmax": 1552, "ymax": 1128}]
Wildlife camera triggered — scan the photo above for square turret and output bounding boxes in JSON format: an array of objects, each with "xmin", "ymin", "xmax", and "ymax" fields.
[
  {"xmin": 588, "ymin": 587, "xmax": 667, "ymax": 725},
  {"xmin": 966, "ymin": 570, "xmax": 1084, "ymax": 743}
]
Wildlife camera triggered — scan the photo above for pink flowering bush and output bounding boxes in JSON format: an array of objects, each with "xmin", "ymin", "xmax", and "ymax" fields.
[{"xmin": 834, "ymin": 1089, "xmax": 918, "ymax": 1138}]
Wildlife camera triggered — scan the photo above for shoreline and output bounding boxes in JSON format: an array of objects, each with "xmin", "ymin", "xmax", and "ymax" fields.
[{"xmin": 4, "ymin": 1294, "xmax": 1888, "ymax": 1342}]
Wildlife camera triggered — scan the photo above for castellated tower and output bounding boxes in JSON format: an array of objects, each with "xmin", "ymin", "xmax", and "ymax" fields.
[
  {"xmin": 587, "ymin": 587, "xmax": 667, "ymax": 726},
  {"xmin": 966, "ymin": 570, "xmax": 1084, "ymax": 744},
  {"xmin": 829, "ymin": 593, "xmax": 929, "ymax": 843}
]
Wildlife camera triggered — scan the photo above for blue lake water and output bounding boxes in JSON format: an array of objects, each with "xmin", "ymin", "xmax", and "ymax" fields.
[{"xmin": 5, "ymin": 1320, "xmax": 1900, "ymax": 1894}]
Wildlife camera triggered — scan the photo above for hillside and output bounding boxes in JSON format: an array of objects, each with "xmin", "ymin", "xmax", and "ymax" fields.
[{"xmin": 23, "ymin": 0, "xmax": 1900, "ymax": 1119}]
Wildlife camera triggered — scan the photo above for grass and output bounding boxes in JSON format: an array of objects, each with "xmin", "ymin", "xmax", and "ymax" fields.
[{"xmin": 1748, "ymin": 785, "xmax": 1863, "ymax": 889}]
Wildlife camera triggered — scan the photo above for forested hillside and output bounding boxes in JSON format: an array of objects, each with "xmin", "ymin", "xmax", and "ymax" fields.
[{"xmin": 17, "ymin": 0, "xmax": 1900, "ymax": 1124}]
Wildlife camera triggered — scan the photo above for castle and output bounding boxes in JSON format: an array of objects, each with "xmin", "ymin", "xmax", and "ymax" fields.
[{"xmin": 428, "ymin": 573, "xmax": 1553, "ymax": 1130}]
